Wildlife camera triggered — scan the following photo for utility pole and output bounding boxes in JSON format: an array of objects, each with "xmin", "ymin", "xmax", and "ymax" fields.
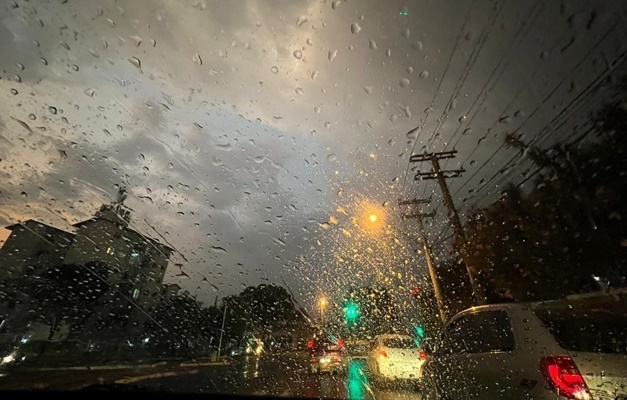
[
  {"xmin": 217, "ymin": 303, "xmax": 228, "ymax": 360},
  {"xmin": 399, "ymin": 198, "xmax": 447, "ymax": 323},
  {"xmin": 410, "ymin": 150, "xmax": 483, "ymax": 305}
]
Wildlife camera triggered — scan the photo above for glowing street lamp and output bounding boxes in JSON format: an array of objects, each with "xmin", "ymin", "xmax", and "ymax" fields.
[
  {"xmin": 319, "ymin": 297, "xmax": 328, "ymax": 326},
  {"xmin": 369, "ymin": 214, "xmax": 378, "ymax": 223}
]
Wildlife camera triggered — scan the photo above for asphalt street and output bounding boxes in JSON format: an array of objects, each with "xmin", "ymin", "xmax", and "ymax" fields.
[{"xmin": 137, "ymin": 353, "xmax": 423, "ymax": 400}]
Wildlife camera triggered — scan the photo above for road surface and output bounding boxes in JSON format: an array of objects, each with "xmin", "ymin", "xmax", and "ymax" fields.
[{"xmin": 137, "ymin": 353, "xmax": 422, "ymax": 400}]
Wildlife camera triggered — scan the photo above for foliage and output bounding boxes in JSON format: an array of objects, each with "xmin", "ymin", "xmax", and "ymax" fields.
[
  {"xmin": 464, "ymin": 93, "xmax": 627, "ymax": 302},
  {"xmin": 222, "ymin": 284, "xmax": 307, "ymax": 341}
]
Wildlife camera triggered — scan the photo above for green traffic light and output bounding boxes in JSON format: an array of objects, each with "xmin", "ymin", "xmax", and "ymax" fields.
[
  {"xmin": 344, "ymin": 302, "xmax": 359, "ymax": 323},
  {"xmin": 416, "ymin": 325, "xmax": 425, "ymax": 338}
]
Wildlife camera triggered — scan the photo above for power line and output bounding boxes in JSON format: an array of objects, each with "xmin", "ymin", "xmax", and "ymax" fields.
[{"xmin": 400, "ymin": 5, "xmax": 475, "ymax": 194}]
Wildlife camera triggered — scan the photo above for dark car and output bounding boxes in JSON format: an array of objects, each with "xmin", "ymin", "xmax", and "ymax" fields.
[{"xmin": 309, "ymin": 339, "xmax": 346, "ymax": 374}]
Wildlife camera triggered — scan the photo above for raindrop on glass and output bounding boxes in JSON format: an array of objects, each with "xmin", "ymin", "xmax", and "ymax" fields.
[{"xmin": 128, "ymin": 57, "xmax": 142, "ymax": 69}]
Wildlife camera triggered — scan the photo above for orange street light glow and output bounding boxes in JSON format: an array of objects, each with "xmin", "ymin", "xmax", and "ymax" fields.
[{"xmin": 369, "ymin": 214, "xmax": 378, "ymax": 222}]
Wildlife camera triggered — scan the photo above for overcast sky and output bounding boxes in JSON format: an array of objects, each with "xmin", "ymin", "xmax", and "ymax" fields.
[{"xmin": 1, "ymin": 0, "xmax": 625, "ymax": 307}]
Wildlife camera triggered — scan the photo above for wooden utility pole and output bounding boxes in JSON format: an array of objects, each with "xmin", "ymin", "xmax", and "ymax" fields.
[
  {"xmin": 399, "ymin": 198, "xmax": 447, "ymax": 323},
  {"xmin": 410, "ymin": 150, "xmax": 483, "ymax": 305}
]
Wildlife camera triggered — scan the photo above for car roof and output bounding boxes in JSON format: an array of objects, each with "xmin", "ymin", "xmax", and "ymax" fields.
[{"xmin": 374, "ymin": 334, "xmax": 413, "ymax": 339}]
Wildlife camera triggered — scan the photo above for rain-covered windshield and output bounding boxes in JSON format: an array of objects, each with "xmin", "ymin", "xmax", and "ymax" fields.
[
  {"xmin": 382, "ymin": 338, "xmax": 417, "ymax": 349},
  {"xmin": 1, "ymin": 0, "xmax": 626, "ymax": 398}
]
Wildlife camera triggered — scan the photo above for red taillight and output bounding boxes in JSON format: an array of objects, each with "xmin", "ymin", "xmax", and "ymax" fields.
[
  {"xmin": 419, "ymin": 350, "xmax": 427, "ymax": 360},
  {"xmin": 539, "ymin": 356, "xmax": 590, "ymax": 400},
  {"xmin": 377, "ymin": 351, "xmax": 388, "ymax": 360},
  {"xmin": 337, "ymin": 340, "xmax": 345, "ymax": 348},
  {"xmin": 307, "ymin": 340, "xmax": 314, "ymax": 349},
  {"xmin": 310, "ymin": 358, "xmax": 318, "ymax": 363}
]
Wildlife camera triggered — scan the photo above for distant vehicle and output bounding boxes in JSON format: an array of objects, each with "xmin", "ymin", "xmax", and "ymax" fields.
[
  {"xmin": 345, "ymin": 340, "xmax": 369, "ymax": 359},
  {"xmin": 228, "ymin": 347, "xmax": 244, "ymax": 357},
  {"xmin": 421, "ymin": 297, "xmax": 627, "ymax": 400},
  {"xmin": 309, "ymin": 338, "xmax": 346, "ymax": 374},
  {"xmin": 366, "ymin": 334, "xmax": 426, "ymax": 384}
]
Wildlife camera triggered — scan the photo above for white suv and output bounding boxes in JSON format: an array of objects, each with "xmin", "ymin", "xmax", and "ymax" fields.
[{"xmin": 421, "ymin": 295, "xmax": 627, "ymax": 400}]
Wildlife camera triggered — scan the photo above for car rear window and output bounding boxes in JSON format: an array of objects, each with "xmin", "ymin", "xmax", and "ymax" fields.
[
  {"xmin": 382, "ymin": 337, "xmax": 417, "ymax": 349},
  {"xmin": 534, "ymin": 302, "xmax": 627, "ymax": 354}
]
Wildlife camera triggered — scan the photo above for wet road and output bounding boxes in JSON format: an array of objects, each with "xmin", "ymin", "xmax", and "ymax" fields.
[{"xmin": 139, "ymin": 353, "xmax": 422, "ymax": 399}]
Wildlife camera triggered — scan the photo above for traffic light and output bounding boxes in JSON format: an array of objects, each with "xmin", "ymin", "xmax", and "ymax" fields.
[
  {"xmin": 344, "ymin": 302, "xmax": 359, "ymax": 324},
  {"xmin": 415, "ymin": 325, "xmax": 425, "ymax": 338}
]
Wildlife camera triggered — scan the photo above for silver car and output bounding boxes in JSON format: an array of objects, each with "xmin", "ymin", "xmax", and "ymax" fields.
[{"xmin": 421, "ymin": 294, "xmax": 627, "ymax": 400}]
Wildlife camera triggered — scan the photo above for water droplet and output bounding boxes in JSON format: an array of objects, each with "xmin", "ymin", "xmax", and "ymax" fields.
[
  {"xmin": 28, "ymin": 114, "xmax": 36, "ymax": 120},
  {"xmin": 328, "ymin": 50, "xmax": 338, "ymax": 61},
  {"xmin": 390, "ymin": 114, "xmax": 398, "ymax": 122},
  {"xmin": 83, "ymin": 88, "xmax": 96, "ymax": 97},
  {"xmin": 514, "ymin": 110, "xmax": 525, "ymax": 118},
  {"xmin": 11, "ymin": 117, "xmax": 32, "ymax": 133},
  {"xmin": 332, "ymin": 0, "xmax": 341, "ymax": 10},
  {"xmin": 48, "ymin": 106, "xmax": 58, "ymax": 115},
  {"xmin": 419, "ymin": 70, "xmax": 429, "ymax": 79},
  {"xmin": 363, "ymin": 86, "xmax": 373, "ymax": 94},
  {"xmin": 399, "ymin": 78, "xmax": 410, "ymax": 88},
  {"xmin": 71, "ymin": 64, "xmax": 79, "ymax": 71},
  {"xmin": 406, "ymin": 66, "xmax": 414, "ymax": 74},
  {"xmin": 314, "ymin": 105, "xmax": 321, "ymax": 113},
  {"xmin": 40, "ymin": 58, "xmax": 48, "ymax": 65},
  {"xmin": 293, "ymin": 49, "xmax": 303, "ymax": 59},
  {"xmin": 386, "ymin": 49, "xmax": 392, "ymax": 57},
  {"xmin": 402, "ymin": 28, "xmax": 410, "ymax": 39},
  {"xmin": 15, "ymin": 63, "xmax": 24, "ymax": 71},
  {"xmin": 130, "ymin": 35, "xmax": 142, "ymax": 47},
  {"xmin": 369, "ymin": 39, "xmax": 378, "ymax": 50},
  {"xmin": 10, "ymin": 88, "xmax": 18, "ymax": 95},
  {"xmin": 499, "ymin": 116, "xmax": 512, "ymax": 124},
  {"xmin": 350, "ymin": 22, "xmax": 361, "ymax": 34},
  {"xmin": 21, "ymin": 192, "xmax": 27, "ymax": 198},
  {"xmin": 192, "ymin": 53, "xmax": 203, "ymax": 65},
  {"xmin": 327, "ymin": 153, "xmax": 337, "ymax": 162},
  {"xmin": 296, "ymin": 16, "xmax": 308, "ymax": 26},
  {"xmin": 270, "ymin": 66, "xmax": 279, "ymax": 74},
  {"xmin": 13, "ymin": 74, "xmax": 21, "ymax": 83},
  {"xmin": 469, "ymin": 160, "xmax": 477, "ymax": 166},
  {"xmin": 311, "ymin": 70, "xmax": 319, "ymax": 80},
  {"xmin": 324, "ymin": 122, "xmax": 331, "ymax": 129},
  {"xmin": 463, "ymin": 128, "xmax": 472, "ymax": 135},
  {"xmin": 128, "ymin": 57, "xmax": 141, "ymax": 69},
  {"xmin": 401, "ymin": 106, "xmax": 412, "ymax": 118},
  {"xmin": 60, "ymin": 41, "xmax": 70, "ymax": 51}
]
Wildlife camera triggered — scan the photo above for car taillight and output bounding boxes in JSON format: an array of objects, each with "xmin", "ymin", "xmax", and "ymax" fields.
[
  {"xmin": 419, "ymin": 350, "xmax": 427, "ymax": 360},
  {"xmin": 311, "ymin": 358, "xmax": 318, "ymax": 363},
  {"xmin": 539, "ymin": 356, "xmax": 591, "ymax": 400},
  {"xmin": 377, "ymin": 351, "xmax": 388, "ymax": 360},
  {"xmin": 307, "ymin": 340, "xmax": 314, "ymax": 349}
]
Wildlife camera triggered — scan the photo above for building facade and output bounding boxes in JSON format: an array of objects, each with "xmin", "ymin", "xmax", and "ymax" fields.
[{"xmin": 0, "ymin": 203, "xmax": 172, "ymax": 347}]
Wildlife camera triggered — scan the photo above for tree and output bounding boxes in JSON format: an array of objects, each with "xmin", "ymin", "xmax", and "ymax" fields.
[
  {"xmin": 464, "ymin": 84, "xmax": 627, "ymax": 301},
  {"xmin": 222, "ymin": 284, "xmax": 307, "ymax": 342}
]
